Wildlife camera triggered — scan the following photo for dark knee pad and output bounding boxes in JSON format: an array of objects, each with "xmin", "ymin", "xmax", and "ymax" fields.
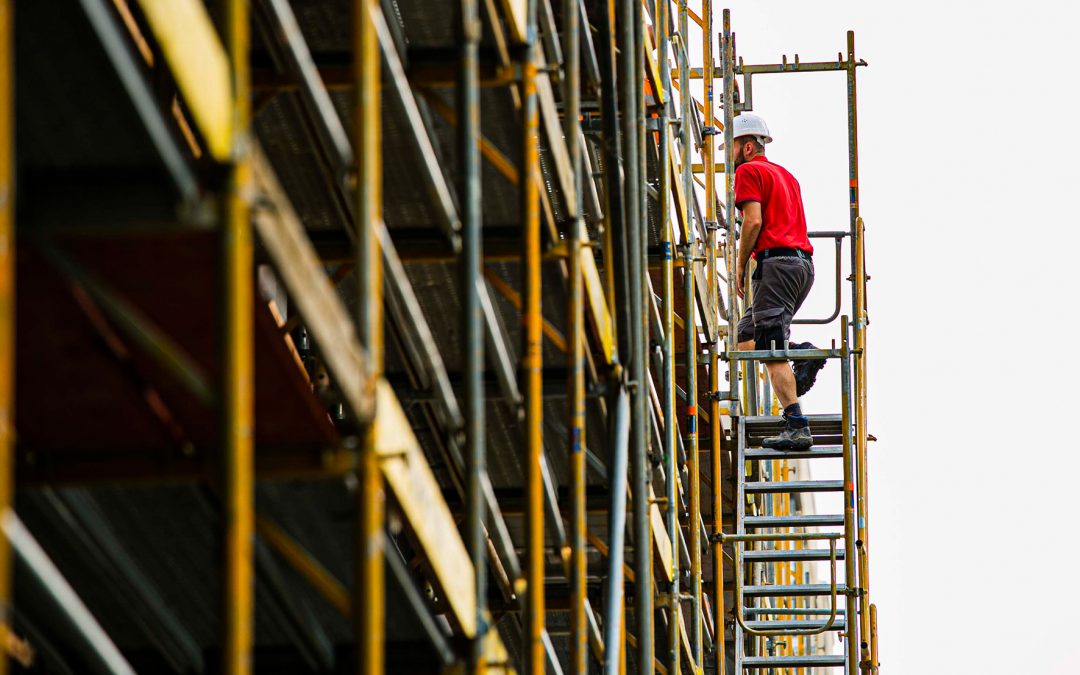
[{"xmin": 754, "ymin": 324, "xmax": 786, "ymax": 351}]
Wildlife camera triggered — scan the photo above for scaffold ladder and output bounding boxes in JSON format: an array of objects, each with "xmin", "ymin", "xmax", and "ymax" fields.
[
  {"xmin": 714, "ymin": 8, "xmax": 878, "ymax": 674},
  {"xmin": 721, "ymin": 337, "xmax": 856, "ymax": 671}
]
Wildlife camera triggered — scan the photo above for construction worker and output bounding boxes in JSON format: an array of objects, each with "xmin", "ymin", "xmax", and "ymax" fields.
[{"xmin": 728, "ymin": 113, "xmax": 826, "ymax": 450}]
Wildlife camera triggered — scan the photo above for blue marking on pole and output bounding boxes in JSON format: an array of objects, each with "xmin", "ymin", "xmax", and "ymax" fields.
[
  {"xmin": 662, "ymin": 241, "xmax": 672, "ymax": 260},
  {"xmin": 572, "ymin": 427, "xmax": 582, "ymax": 453}
]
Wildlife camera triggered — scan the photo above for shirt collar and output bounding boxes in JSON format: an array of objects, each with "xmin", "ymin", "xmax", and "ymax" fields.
[{"xmin": 750, "ymin": 154, "xmax": 768, "ymax": 163}]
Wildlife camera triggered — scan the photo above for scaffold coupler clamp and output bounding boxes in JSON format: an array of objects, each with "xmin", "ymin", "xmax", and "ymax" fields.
[{"xmin": 702, "ymin": 126, "xmax": 722, "ymax": 137}]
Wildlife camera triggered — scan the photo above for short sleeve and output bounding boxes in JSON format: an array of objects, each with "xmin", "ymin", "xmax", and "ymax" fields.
[{"xmin": 734, "ymin": 164, "xmax": 763, "ymax": 209}]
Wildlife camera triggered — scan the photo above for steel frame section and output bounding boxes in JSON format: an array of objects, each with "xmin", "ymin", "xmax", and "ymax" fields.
[
  {"xmin": 715, "ymin": 11, "xmax": 877, "ymax": 674},
  {"xmin": 0, "ymin": 2, "xmax": 878, "ymax": 674}
]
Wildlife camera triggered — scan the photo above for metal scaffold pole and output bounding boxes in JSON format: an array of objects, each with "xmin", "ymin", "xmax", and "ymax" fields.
[
  {"xmin": 676, "ymin": 1, "xmax": 703, "ymax": 668},
  {"xmin": 599, "ymin": 0, "xmax": 631, "ymax": 671},
  {"xmin": 521, "ymin": 0, "xmax": 546, "ymax": 672},
  {"xmin": 619, "ymin": 0, "xmax": 651, "ymax": 672},
  {"xmin": 658, "ymin": 0, "xmax": 678, "ymax": 670},
  {"xmin": 846, "ymin": 29, "xmax": 875, "ymax": 674},
  {"xmin": 721, "ymin": 11, "xmax": 738, "ymax": 413},
  {"xmin": 562, "ymin": 0, "xmax": 588, "ymax": 670},
  {"xmin": 354, "ymin": 0, "xmax": 384, "ymax": 673},
  {"xmin": 702, "ymin": 1, "xmax": 726, "ymax": 673},
  {"xmin": 222, "ymin": 0, "xmax": 254, "ymax": 672},
  {"xmin": 0, "ymin": 3, "xmax": 11, "ymax": 674},
  {"xmin": 460, "ymin": 0, "xmax": 487, "ymax": 671}
]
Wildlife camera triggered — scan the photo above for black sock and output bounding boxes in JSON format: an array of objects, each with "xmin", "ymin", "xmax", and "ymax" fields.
[{"xmin": 784, "ymin": 403, "xmax": 808, "ymax": 429}]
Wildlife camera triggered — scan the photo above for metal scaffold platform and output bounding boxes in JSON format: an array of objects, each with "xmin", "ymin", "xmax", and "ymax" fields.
[{"xmin": 0, "ymin": 1, "xmax": 878, "ymax": 673}]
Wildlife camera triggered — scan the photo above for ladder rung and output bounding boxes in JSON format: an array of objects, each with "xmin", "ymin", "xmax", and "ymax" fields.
[
  {"xmin": 742, "ymin": 655, "xmax": 846, "ymax": 669},
  {"xmin": 745, "ymin": 445, "xmax": 843, "ymax": 460},
  {"xmin": 743, "ymin": 583, "xmax": 848, "ymax": 598},
  {"xmin": 744, "ymin": 514, "xmax": 845, "ymax": 529},
  {"xmin": 744, "ymin": 619, "xmax": 846, "ymax": 631},
  {"xmin": 743, "ymin": 548, "xmax": 845, "ymax": 563},
  {"xmin": 745, "ymin": 480, "xmax": 843, "ymax": 494},
  {"xmin": 744, "ymin": 414, "xmax": 841, "ymax": 431}
]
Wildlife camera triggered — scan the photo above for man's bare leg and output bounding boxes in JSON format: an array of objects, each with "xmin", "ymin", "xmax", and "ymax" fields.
[
  {"xmin": 739, "ymin": 339, "xmax": 811, "ymax": 449},
  {"xmin": 739, "ymin": 339, "xmax": 798, "ymax": 408}
]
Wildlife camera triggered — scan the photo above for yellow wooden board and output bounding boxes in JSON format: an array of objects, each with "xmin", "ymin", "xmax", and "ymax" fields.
[
  {"xmin": 497, "ymin": 0, "xmax": 527, "ymax": 43},
  {"xmin": 375, "ymin": 379, "xmax": 477, "ymax": 636},
  {"xmin": 136, "ymin": 0, "xmax": 232, "ymax": 161},
  {"xmin": 581, "ymin": 245, "xmax": 616, "ymax": 364}
]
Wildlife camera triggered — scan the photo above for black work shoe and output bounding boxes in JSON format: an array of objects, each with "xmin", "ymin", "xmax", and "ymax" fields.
[
  {"xmin": 762, "ymin": 421, "xmax": 813, "ymax": 451},
  {"xmin": 790, "ymin": 341, "xmax": 826, "ymax": 397}
]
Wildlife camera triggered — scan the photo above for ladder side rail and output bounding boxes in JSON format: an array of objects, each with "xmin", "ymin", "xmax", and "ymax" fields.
[
  {"xmin": 839, "ymin": 316, "xmax": 859, "ymax": 672},
  {"xmin": 846, "ymin": 29, "xmax": 874, "ymax": 672},
  {"xmin": 734, "ymin": 415, "xmax": 746, "ymax": 671}
]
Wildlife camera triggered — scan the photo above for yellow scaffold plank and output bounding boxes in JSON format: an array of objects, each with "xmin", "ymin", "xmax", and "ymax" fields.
[
  {"xmin": 535, "ymin": 52, "xmax": 578, "ymax": 217},
  {"xmin": 667, "ymin": 134, "xmax": 689, "ymax": 240},
  {"xmin": 581, "ymin": 246, "xmax": 616, "ymax": 364},
  {"xmin": 498, "ymin": 0, "xmax": 527, "ymax": 43},
  {"xmin": 649, "ymin": 482, "xmax": 673, "ymax": 582},
  {"xmin": 374, "ymin": 379, "xmax": 477, "ymax": 636},
  {"xmin": 643, "ymin": 3, "xmax": 664, "ymax": 106},
  {"xmin": 136, "ymin": 0, "xmax": 232, "ymax": 161},
  {"xmin": 694, "ymin": 263, "xmax": 717, "ymax": 343},
  {"xmin": 251, "ymin": 148, "xmax": 372, "ymax": 422},
  {"xmin": 532, "ymin": 49, "xmax": 615, "ymax": 364}
]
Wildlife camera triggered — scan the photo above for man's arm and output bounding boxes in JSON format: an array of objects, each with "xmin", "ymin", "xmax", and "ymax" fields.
[{"xmin": 736, "ymin": 200, "xmax": 762, "ymax": 298}]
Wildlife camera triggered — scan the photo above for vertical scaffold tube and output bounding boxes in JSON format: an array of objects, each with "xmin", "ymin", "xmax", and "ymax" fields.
[
  {"xmin": 619, "ymin": 0, "xmax": 652, "ymax": 672},
  {"xmin": 846, "ymin": 30, "xmax": 873, "ymax": 672},
  {"xmin": 460, "ymin": 0, "xmax": 486, "ymax": 672},
  {"xmin": 602, "ymin": 388, "xmax": 630, "ymax": 675},
  {"xmin": 721, "ymin": 12, "xmax": 737, "ymax": 409},
  {"xmin": 521, "ymin": 1, "xmax": 545, "ymax": 672},
  {"xmin": 354, "ymin": 1, "xmax": 384, "ymax": 673},
  {"xmin": 677, "ymin": 1, "xmax": 702, "ymax": 667},
  {"xmin": 839, "ymin": 316, "xmax": 860, "ymax": 672},
  {"xmin": 657, "ymin": 1, "xmax": 678, "ymax": 672},
  {"xmin": 562, "ymin": 0, "xmax": 587, "ymax": 670},
  {"xmin": 597, "ymin": 0, "xmax": 628, "ymax": 360},
  {"xmin": 0, "ymin": 4, "xmax": 11, "ymax": 675},
  {"xmin": 599, "ymin": 2, "xmax": 631, "ymax": 670},
  {"xmin": 703, "ymin": 2, "xmax": 725, "ymax": 673},
  {"xmin": 222, "ymin": 0, "xmax": 254, "ymax": 672}
]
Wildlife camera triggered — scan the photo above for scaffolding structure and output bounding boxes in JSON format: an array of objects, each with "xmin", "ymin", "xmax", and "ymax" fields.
[{"xmin": 0, "ymin": 1, "xmax": 878, "ymax": 674}]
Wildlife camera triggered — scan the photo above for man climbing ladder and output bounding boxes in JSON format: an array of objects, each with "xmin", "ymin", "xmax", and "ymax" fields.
[{"xmin": 729, "ymin": 113, "xmax": 826, "ymax": 450}]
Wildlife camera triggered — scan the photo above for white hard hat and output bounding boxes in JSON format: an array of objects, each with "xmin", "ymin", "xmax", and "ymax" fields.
[{"xmin": 720, "ymin": 113, "xmax": 772, "ymax": 148}]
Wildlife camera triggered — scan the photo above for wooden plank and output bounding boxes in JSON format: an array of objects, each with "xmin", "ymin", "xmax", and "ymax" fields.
[
  {"xmin": 255, "ymin": 148, "xmax": 492, "ymax": 643},
  {"xmin": 643, "ymin": 5, "xmax": 664, "ymax": 105},
  {"xmin": 536, "ymin": 53, "xmax": 617, "ymax": 363},
  {"xmin": 251, "ymin": 148, "xmax": 371, "ymax": 421},
  {"xmin": 649, "ymin": 481, "xmax": 673, "ymax": 582},
  {"xmin": 694, "ymin": 261, "xmax": 717, "ymax": 343},
  {"xmin": 135, "ymin": 0, "xmax": 232, "ymax": 160},
  {"xmin": 374, "ymin": 379, "xmax": 477, "ymax": 637},
  {"xmin": 497, "ymin": 0, "xmax": 527, "ymax": 43},
  {"xmin": 581, "ymin": 247, "xmax": 616, "ymax": 364},
  {"xmin": 667, "ymin": 133, "xmax": 689, "ymax": 240},
  {"xmin": 535, "ymin": 49, "xmax": 577, "ymax": 216}
]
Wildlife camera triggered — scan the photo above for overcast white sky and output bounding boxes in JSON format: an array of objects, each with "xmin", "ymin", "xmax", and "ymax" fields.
[{"xmin": 684, "ymin": 1, "xmax": 1080, "ymax": 672}]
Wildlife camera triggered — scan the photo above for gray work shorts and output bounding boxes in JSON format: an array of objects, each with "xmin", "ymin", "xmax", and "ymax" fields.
[{"xmin": 736, "ymin": 256, "xmax": 815, "ymax": 349}]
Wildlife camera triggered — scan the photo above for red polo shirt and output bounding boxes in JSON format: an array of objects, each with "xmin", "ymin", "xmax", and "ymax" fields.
[{"xmin": 734, "ymin": 154, "xmax": 813, "ymax": 256}]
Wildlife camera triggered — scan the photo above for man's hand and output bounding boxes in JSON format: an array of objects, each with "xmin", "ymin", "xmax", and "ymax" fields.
[{"xmin": 735, "ymin": 201, "xmax": 762, "ymax": 302}]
